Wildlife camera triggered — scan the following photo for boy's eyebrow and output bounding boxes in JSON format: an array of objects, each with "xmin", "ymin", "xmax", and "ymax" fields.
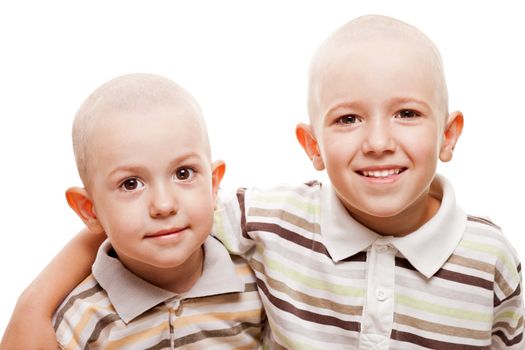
[
  {"xmin": 107, "ymin": 152, "xmax": 205, "ymax": 178},
  {"xmin": 387, "ymin": 97, "xmax": 432, "ymax": 111},
  {"xmin": 324, "ymin": 97, "xmax": 432, "ymax": 119},
  {"xmin": 323, "ymin": 102, "xmax": 362, "ymax": 119}
]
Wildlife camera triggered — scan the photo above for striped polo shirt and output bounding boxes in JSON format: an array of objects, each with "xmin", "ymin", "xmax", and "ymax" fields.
[
  {"xmin": 53, "ymin": 236, "xmax": 265, "ymax": 349},
  {"xmin": 214, "ymin": 174, "xmax": 524, "ymax": 349}
]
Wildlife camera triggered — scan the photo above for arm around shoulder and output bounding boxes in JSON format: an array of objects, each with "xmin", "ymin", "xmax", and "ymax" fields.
[
  {"xmin": 213, "ymin": 188, "xmax": 255, "ymax": 257},
  {"xmin": 1, "ymin": 228, "xmax": 105, "ymax": 350}
]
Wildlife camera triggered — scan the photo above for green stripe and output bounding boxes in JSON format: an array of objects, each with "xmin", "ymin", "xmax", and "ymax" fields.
[
  {"xmin": 396, "ymin": 294, "xmax": 492, "ymax": 322},
  {"xmin": 213, "ymin": 214, "xmax": 232, "ymax": 251},
  {"xmin": 251, "ymin": 194, "xmax": 320, "ymax": 216},
  {"xmin": 270, "ymin": 322, "xmax": 324, "ymax": 350},
  {"xmin": 460, "ymin": 240, "xmax": 515, "ymax": 274},
  {"xmin": 263, "ymin": 255, "xmax": 364, "ymax": 297},
  {"xmin": 495, "ymin": 310, "xmax": 523, "ymax": 323}
]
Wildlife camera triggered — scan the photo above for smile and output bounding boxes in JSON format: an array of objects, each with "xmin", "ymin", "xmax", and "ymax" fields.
[
  {"xmin": 145, "ymin": 227, "xmax": 188, "ymax": 238},
  {"xmin": 357, "ymin": 168, "xmax": 407, "ymax": 178}
]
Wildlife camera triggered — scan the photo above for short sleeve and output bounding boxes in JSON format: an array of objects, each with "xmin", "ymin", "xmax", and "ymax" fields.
[
  {"xmin": 213, "ymin": 187, "xmax": 257, "ymax": 259},
  {"xmin": 491, "ymin": 243, "xmax": 524, "ymax": 349}
]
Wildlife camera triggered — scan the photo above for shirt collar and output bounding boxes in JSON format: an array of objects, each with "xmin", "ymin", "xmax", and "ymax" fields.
[
  {"xmin": 320, "ymin": 174, "xmax": 466, "ymax": 278},
  {"xmin": 184, "ymin": 236, "xmax": 245, "ymax": 299},
  {"xmin": 93, "ymin": 236, "xmax": 245, "ymax": 323}
]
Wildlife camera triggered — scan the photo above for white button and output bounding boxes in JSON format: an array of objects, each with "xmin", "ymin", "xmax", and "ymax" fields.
[
  {"xmin": 168, "ymin": 296, "xmax": 181, "ymax": 308},
  {"xmin": 376, "ymin": 289, "xmax": 387, "ymax": 301},
  {"xmin": 377, "ymin": 245, "xmax": 388, "ymax": 253}
]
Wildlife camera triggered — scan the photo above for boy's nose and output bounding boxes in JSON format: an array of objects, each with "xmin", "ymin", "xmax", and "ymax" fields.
[
  {"xmin": 361, "ymin": 119, "xmax": 395, "ymax": 154},
  {"xmin": 149, "ymin": 185, "xmax": 178, "ymax": 218}
]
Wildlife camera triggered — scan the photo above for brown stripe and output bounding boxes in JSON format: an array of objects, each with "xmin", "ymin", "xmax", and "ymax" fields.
[
  {"xmin": 84, "ymin": 313, "xmax": 120, "ymax": 349},
  {"xmin": 467, "ymin": 215, "xmax": 501, "ymax": 230},
  {"xmin": 493, "ymin": 316, "xmax": 524, "ymax": 339},
  {"xmin": 144, "ymin": 339, "xmax": 170, "ymax": 350},
  {"xmin": 447, "ymin": 254, "xmax": 493, "ymax": 274},
  {"xmin": 494, "ymin": 284, "xmax": 521, "ymax": 307},
  {"xmin": 395, "ymin": 257, "xmax": 493, "ymax": 290},
  {"xmin": 172, "ymin": 321, "xmax": 264, "ymax": 347},
  {"xmin": 304, "ymin": 180, "xmax": 319, "ymax": 187},
  {"xmin": 236, "ymin": 187, "xmax": 249, "ymax": 239},
  {"xmin": 394, "ymin": 313, "xmax": 490, "ymax": 340},
  {"xmin": 341, "ymin": 251, "xmax": 367, "ymax": 263},
  {"xmin": 492, "ymin": 329, "xmax": 524, "ymax": 346},
  {"xmin": 245, "ymin": 282, "xmax": 258, "ymax": 292},
  {"xmin": 494, "ymin": 267, "xmax": 517, "ymax": 301},
  {"xmin": 251, "ymin": 259, "xmax": 362, "ymax": 316},
  {"xmin": 395, "ymin": 257, "xmax": 417, "ymax": 271},
  {"xmin": 391, "ymin": 329, "xmax": 490, "ymax": 350},
  {"xmin": 434, "ymin": 268, "xmax": 493, "ymax": 290},
  {"xmin": 248, "ymin": 207, "xmax": 320, "ymax": 234},
  {"xmin": 53, "ymin": 283, "xmax": 103, "ymax": 330},
  {"xmin": 247, "ymin": 222, "xmax": 331, "ymax": 257},
  {"xmin": 256, "ymin": 277, "xmax": 360, "ymax": 332}
]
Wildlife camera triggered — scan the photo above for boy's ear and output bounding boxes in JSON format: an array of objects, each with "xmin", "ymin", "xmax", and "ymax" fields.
[
  {"xmin": 296, "ymin": 123, "xmax": 325, "ymax": 171},
  {"xmin": 65, "ymin": 187, "xmax": 105, "ymax": 234},
  {"xmin": 439, "ymin": 111, "xmax": 464, "ymax": 162},
  {"xmin": 211, "ymin": 160, "xmax": 226, "ymax": 196}
]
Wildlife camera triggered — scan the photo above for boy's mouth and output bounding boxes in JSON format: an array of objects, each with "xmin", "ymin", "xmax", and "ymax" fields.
[
  {"xmin": 357, "ymin": 167, "xmax": 407, "ymax": 178},
  {"xmin": 145, "ymin": 227, "xmax": 188, "ymax": 238}
]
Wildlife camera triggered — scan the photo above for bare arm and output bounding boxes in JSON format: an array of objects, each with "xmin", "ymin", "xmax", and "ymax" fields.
[{"xmin": 1, "ymin": 228, "xmax": 105, "ymax": 350}]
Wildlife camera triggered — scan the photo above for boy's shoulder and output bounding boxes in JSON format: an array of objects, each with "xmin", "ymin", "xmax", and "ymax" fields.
[
  {"xmin": 53, "ymin": 274, "xmax": 107, "ymax": 321},
  {"xmin": 466, "ymin": 214, "xmax": 501, "ymax": 231},
  {"xmin": 53, "ymin": 274, "xmax": 115, "ymax": 342},
  {"xmin": 219, "ymin": 181, "xmax": 324, "ymax": 217},
  {"xmin": 240, "ymin": 180, "xmax": 323, "ymax": 204},
  {"xmin": 463, "ymin": 214, "xmax": 517, "ymax": 259},
  {"xmin": 459, "ymin": 214, "xmax": 521, "ymax": 296},
  {"xmin": 52, "ymin": 274, "xmax": 170, "ymax": 349},
  {"xmin": 238, "ymin": 180, "xmax": 322, "ymax": 195},
  {"xmin": 238, "ymin": 180, "xmax": 324, "ymax": 219}
]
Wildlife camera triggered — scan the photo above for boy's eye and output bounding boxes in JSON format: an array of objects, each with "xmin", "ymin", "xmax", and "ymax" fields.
[
  {"xmin": 394, "ymin": 109, "xmax": 421, "ymax": 119},
  {"xmin": 336, "ymin": 114, "xmax": 361, "ymax": 125},
  {"xmin": 120, "ymin": 178, "xmax": 144, "ymax": 192},
  {"xmin": 174, "ymin": 167, "xmax": 195, "ymax": 181}
]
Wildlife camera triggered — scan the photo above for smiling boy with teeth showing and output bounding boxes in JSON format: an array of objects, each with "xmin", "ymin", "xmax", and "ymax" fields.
[
  {"xmin": 214, "ymin": 15, "xmax": 524, "ymax": 348},
  {"xmin": 3, "ymin": 15, "xmax": 524, "ymax": 350}
]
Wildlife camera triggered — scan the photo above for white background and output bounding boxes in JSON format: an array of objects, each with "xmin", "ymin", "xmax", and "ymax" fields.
[{"xmin": 1, "ymin": 1, "xmax": 524, "ymax": 336}]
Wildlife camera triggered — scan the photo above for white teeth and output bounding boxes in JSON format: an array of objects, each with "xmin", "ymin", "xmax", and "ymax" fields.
[{"xmin": 362, "ymin": 169, "xmax": 401, "ymax": 178}]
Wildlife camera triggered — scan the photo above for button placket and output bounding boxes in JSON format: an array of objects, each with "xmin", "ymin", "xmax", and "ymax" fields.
[
  {"xmin": 360, "ymin": 240, "xmax": 396, "ymax": 348},
  {"xmin": 167, "ymin": 296, "xmax": 182, "ymax": 349}
]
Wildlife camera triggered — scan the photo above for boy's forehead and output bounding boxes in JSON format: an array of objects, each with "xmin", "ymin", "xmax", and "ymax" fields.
[
  {"xmin": 88, "ymin": 97, "xmax": 206, "ymax": 136},
  {"xmin": 308, "ymin": 15, "xmax": 447, "ymax": 123},
  {"xmin": 312, "ymin": 16, "xmax": 441, "ymax": 77},
  {"xmin": 92, "ymin": 99, "xmax": 209, "ymax": 151},
  {"xmin": 86, "ymin": 103, "xmax": 211, "ymax": 171},
  {"xmin": 79, "ymin": 73, "xmax": 203, "ymax": 124}
]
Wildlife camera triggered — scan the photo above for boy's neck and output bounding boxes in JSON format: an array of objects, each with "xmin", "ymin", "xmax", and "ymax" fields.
[
  {"xmin": 118, "ymin": 245, "xmax": 205, "ymax": 294},
  {"xmin": 346, "ymin": 194, "xmax": 441, "ymax": 237}
]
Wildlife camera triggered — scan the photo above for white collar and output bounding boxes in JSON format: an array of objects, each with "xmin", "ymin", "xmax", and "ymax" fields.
[{"xmin": 320, "ymin": 174, "xmax": 466, "ymax": 278}]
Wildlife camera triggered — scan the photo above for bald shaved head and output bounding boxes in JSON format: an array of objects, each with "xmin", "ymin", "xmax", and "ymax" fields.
[
  {"xmin": 308, "ymin": 15, "xmax": 448, "ymax": 123},
  {"xmin": 73, "ymin": 73, "xmax": 209, "ymax": 187}
]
